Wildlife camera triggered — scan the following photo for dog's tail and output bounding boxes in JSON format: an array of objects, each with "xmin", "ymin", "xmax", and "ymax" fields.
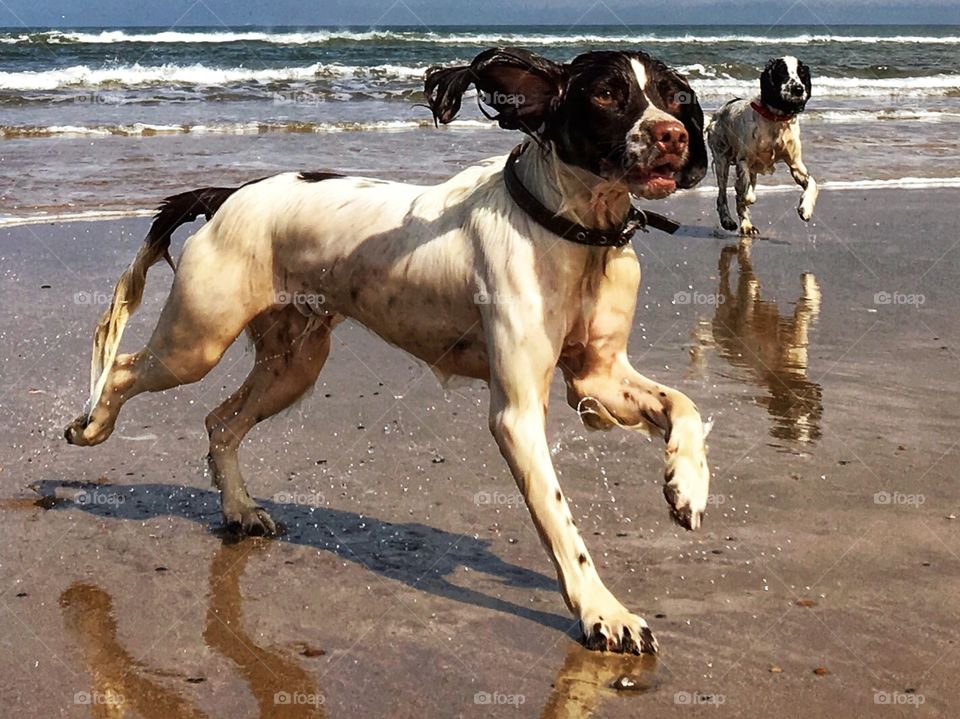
[{"xmin": 85, "ymin": 185, "xmax": 242, "ymax": 415}]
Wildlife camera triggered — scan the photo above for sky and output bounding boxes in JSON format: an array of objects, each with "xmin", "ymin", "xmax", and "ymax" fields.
[{"xmin": 1, "ymin": 0, "xmax": 958, "ymax": 27}]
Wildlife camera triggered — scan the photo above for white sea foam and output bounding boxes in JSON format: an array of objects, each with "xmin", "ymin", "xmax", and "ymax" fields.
[
  {"xmin": 1, "ymin": 118, "xmax": 496, "ymax": 139},
  {"xmin": 691, "ymin": 176, "xmax": 960, "ymax": 195},
  {"xmin": 0, "ymin": 208, "xmax": 155, "ymax": 228},
  {"xmin": 811, "ymin": 109, "xmax": 960, "ymax": 123},
  {"xmin": 1, "ymin": 61, "xmax": 957, "ymax": 100},
  {"xmin": 0, "ymin": 62, "xmax": 430, "ymax": 91},
  {"xmin": 692, "ymin": 74, "xmax": 960, "ymax": 98},
  {"xmin": 6, "ymin": 29, "xmax": 960, "ymax": 46}
]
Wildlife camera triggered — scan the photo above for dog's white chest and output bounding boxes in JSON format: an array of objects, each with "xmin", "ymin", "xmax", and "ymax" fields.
[{"xmin": 748, "ymin": 124, "xmax": 789, "ymax": 174}]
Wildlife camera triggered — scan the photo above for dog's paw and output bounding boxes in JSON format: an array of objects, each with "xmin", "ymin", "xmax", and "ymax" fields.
[
  {"xmin": 223, "ymin": 504, "xmax": 279, "ymax": 537},
  {"xmin": 64, "ymin": 414, "xmax": 111, "ymax": 447},
  {"xmin": 580, "ymin": 592, "xmax": 657, "ymax": 654},
  {"xmin": 738, "ymin": 222, "xmax": 760, "ymax": 236},
  {"xmin": 797, "ymin": 202, "xmax": 814, "ymax": 222},
  {"xmin": 663, "ymin": 432, "xmax": 710, "ymax": 531},
  {"xmin": 720, "ymin": 216, "xmax": 739, "ymax": 232}
]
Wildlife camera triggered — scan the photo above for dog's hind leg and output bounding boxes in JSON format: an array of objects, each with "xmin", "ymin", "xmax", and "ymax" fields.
[
  {"xmin": 205, "ymin": 308, "xmax": 336, "ymax": 536},
  {"xmin": 65, "ymin": 226, "xmax": 272, "ymax": 447},
  {"xmin": 713, "ymin": 160, "xmax": 739, "ymax": 231}
]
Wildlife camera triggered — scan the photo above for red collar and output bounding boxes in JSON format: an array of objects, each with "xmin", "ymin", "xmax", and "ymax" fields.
[{"xmin": 751, "ymin": 101, "xmax": 796, "ymax": 123}]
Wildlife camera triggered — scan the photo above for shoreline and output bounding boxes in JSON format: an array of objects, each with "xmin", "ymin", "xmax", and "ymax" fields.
[{"xmin": 4, "ymin": 178, "xmax": 960, "ymax": 229}]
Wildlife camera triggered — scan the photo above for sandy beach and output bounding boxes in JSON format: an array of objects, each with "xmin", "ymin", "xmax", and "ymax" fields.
[{"xmin": 0, "ymin": 183, "xmax": 957, "ymax": 717}]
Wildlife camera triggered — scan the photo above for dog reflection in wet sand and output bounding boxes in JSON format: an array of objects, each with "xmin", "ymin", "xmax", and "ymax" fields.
[
  {"xmin": 691, "ymin": 244, "xmax": 822, "ymax": 443},
  {"xmin": 60, "ymin": 541, "xmax": 326, "ymax": 719},
  {"xmin": 60, "ymin": 539, "xmax": 654, "ymax": 718}
]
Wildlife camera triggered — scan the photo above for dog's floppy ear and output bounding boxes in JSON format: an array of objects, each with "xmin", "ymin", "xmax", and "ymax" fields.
[
  {"xmin": 759, "ymin": 58, "xmax": 780, "ymax": 107},
  {"xmin": 797, "ymin": 59, "xmax": 812, "ymax": 97},
  {"xmin": 425, "ymin": 48, "xmax": 566, "ymax": 134}
]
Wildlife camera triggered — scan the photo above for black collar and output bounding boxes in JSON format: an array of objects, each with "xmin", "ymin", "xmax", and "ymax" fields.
[{"xmin": 502, "ymin": 144, "xmax": 679, "ymax": 248}]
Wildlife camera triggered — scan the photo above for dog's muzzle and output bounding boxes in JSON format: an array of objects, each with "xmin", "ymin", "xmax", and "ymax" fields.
[{"xmin": 623, "ymin": 119, "xmax": 689, "ymax": 199}]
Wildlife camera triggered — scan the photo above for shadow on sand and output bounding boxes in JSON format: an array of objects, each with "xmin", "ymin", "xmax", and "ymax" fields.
[{"xmin": 34, "ymin": 479, "xmax": 569, "ymax": 633}]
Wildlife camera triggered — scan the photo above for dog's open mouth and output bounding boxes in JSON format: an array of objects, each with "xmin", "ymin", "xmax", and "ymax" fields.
[{"xmin": 625, "ymin": 155, "xmax": 683, "ymax": 198}]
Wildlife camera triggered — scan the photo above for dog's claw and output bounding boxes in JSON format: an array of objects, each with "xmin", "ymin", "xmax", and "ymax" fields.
[
  {"xmin": 225, "ymin": 506, "xmax": 278, "ymax": 537},
  {"xmin": 580, "ymin": 602, "xmax": 657, "ymax": 655},
  {"xmin": 582, "ymin": 623, "xmax": 656, "ymax": 655},
  {"xmin": 668, "ymin": 501, "xmax": 703, "ymax": 531},
  {"xmin": 720, "ymin": 217, "xmax": 739, "ymax": 232},
  {"xmin": 639, "ymin": 626, "xmax": 657, "ymax": 654},
  {"xmin": 64, "ymin": 415, "xmax": 91, "ymax": 445}
]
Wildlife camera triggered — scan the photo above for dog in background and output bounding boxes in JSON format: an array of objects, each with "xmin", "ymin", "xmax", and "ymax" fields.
[{"xmin": 707, "ymin": 56, "xmax": 817, "ymax": 236}]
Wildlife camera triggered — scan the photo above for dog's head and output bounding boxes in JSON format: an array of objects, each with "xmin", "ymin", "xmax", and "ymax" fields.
[
  {"xmin": 759, "ymin": 56, "xmax": 812, "ymax": 116},
  {"xmin": 425, "ymin": 48, "xmax": 708, "ymax": 199}
]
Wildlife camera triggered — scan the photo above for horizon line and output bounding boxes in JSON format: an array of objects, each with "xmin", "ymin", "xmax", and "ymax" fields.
[{"xmin": 3, "ymin": 22, "xmax": 960, "ymax": 29}]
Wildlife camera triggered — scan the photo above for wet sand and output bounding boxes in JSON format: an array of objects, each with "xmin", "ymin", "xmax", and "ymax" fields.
[{"xmin": 1, "ymin": 186, "xmax": 959, "ymax": 717}]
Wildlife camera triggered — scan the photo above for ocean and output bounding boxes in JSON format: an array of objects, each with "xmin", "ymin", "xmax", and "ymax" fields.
[{"xmin": 1, "ymin": 24, "xmax": 958, "ymax": 222}]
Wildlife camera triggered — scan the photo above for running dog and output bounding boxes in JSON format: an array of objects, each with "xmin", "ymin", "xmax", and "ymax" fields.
[
  {"xmin": 65, "ymin": 48, "xmax": 710, "ymax": 654},
  {"xmin": 707, "ymin": 56, "xmax": 817, "ymax": 235}
]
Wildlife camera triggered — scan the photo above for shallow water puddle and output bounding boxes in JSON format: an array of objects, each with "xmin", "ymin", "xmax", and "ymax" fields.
[
  {"xmin": 540, "ymin": 645, "xmax": 658, "ymax": 718},
  {"xmin": 688, "ymin": 242, "xmax": 823, "ymax": 445},
  {"xmin": 58, "ymin": 540, "xmax": 329, "ymax": 718}
]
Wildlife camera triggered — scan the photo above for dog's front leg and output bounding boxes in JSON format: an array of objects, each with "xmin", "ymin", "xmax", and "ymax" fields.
[
  {"xmin": 486, "ymin": 341, "xmax": 656, "ymax": 654},
  {"xmin": 563, "ymin": 354, "xmax": 711, "ymax": 530},
  {"xmin": 734, "ymin": 160, "xmax": 759, "ymax": 235},
  {"xmin": 788, "ymin": 154, "xmax": 818, "ymax": 222}
]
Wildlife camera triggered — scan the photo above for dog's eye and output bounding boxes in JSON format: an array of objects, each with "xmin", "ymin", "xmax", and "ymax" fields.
[{"xmin": 592, "ymin": 87, "xmax": 617, "ymax": 107}]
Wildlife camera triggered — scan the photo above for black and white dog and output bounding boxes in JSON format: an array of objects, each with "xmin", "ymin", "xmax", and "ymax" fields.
[
  {"xmin": 65, "ymin": 48, "xmax": 710, "ymax": 654},
  {"xmin": 707, "ymin": 56, "xmax": 817, "ymax": 235}
]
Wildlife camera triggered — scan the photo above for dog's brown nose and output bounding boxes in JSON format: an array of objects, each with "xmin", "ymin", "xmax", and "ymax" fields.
[{"xmin": 652, "ymin": 120, "xmax": 688, "ymax": 155}]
